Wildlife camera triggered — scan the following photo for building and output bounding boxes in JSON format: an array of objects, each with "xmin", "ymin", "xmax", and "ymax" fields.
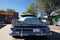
[
  {"xmin": 50, "ymin": 14, "xmax": 60, "ymax": 25},
  {"xmin": 50, "ymin": 8, "xmax": 60, "ymax": 25},
  {"xmin": 0, "ymin": 10, "xmax": 19, "ymax": 24}
]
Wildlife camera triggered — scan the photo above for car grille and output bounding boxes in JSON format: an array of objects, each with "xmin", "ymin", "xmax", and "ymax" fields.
[{"xmin": 14, "ymin": 26, "xmax": 47, "ymax": 28}]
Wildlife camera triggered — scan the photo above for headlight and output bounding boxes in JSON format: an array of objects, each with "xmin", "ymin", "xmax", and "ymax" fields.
[{"xmin": 9, "ymin": 31, "xmax": 12, "ymax": 33}]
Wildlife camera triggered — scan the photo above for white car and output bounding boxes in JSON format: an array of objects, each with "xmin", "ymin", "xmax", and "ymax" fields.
[
  {"xmin": 41, "ymin": 20, "xmax": 50, "ymax": 25},
  {"xmin": 55, "ymin": 21, "xmax": 60, "ymax": 26}
]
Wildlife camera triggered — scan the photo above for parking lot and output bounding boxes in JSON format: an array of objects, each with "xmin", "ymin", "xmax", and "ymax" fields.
[{"xmin": 0, "ymin": 24, "xmax": 60, "ymax": 40}]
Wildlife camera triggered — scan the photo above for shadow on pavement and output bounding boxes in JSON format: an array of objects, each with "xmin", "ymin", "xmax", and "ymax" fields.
[
  {"xmin": 24, "ymin": 31, "xmax": 60, "ymax": 40},
  {"xmin": 24, "ymin": 36, "xmax": 49, "ymax": 40},
  {"xmin": 0, "ymin": 24, "xmax": 6, "ymax": 29},
  {"xmin": 49, "ymin": 31, "xmax": 60, "ymax": 40}
]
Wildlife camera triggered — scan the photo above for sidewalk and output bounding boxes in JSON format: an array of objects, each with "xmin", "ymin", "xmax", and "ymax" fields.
[{"xmin": 49, "ymin": 25, "xmax": 60, "ymax": 33}]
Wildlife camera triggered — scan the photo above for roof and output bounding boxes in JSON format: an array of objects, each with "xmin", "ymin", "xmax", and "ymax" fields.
[
  {"xmin": 0, "ymin": 10, "xmax": 19, "ymax": 16},
  {"xmin": 21, "ymin": 13, "xmax": 36, "ymax": 17}
]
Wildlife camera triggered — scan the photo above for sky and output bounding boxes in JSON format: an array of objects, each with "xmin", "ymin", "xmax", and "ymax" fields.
[{"xmin": 0, "ymin": 0, "xmax": 34, "ymax": 17}]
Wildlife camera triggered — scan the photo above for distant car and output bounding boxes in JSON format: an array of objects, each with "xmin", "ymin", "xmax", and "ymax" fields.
[
  {"xmin": 55, "ymin": 18, "xmax": 60, "ymax": 26},
  {"xmin": 41, "ymin": 20, "xmax": 50, "ymax": 25}
]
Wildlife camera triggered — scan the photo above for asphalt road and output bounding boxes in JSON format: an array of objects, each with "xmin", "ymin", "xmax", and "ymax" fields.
[{"xmin": 0, "ymin": 24, "xmax": 60, "ymax": 40}]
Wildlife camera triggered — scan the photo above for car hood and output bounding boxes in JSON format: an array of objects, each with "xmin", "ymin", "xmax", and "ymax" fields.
[{"xmin": 15, "ymin": 17, "xmax": 47, "ymax": 26}]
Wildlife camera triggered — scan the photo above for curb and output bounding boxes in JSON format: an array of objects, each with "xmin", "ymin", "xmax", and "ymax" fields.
[{"xmin": 50, "ymin": 29, "xmax": 60, "ymax": 33}]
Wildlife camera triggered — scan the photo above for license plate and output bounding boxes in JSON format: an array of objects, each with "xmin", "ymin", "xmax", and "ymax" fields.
[{"xmin": 33, "ymin": 29, "xmax": 40, "ymax": 32}]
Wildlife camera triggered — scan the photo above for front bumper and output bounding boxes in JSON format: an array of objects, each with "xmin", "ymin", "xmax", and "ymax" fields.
[
  {"xmin": 10, "ymin": 28, "xmax": 52, "ymax": 37},
  {"xmin": 10, "ymin": 32, "xmax": 52, "ymax": 37}
]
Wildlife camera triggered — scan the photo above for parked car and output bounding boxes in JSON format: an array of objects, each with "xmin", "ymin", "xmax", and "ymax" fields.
[
  {"xmin": 41, "ymin": 20, "xmax": 50, "ymax": 25},
  {"xmin": 54, "ymin": 18, "xmax": 60, "ymax": 26},
  {"xmin": 9, "ymin": 15, "xmax": 52, "ymax": 39}
]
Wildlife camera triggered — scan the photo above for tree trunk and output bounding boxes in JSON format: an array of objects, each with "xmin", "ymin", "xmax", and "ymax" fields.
[{"xmin": 47, "ymin": 13, "xmax": 51, "ymax": 25}]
